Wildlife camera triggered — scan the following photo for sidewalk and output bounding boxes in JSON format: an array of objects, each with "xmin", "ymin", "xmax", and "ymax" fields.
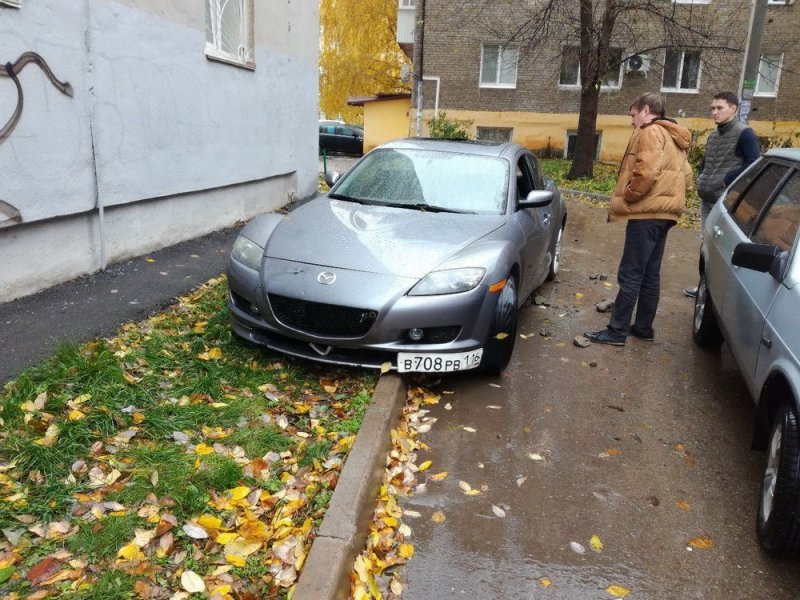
[{"xmin": 0, "ymin": 227, "xmax": 238, "ymax": 384}]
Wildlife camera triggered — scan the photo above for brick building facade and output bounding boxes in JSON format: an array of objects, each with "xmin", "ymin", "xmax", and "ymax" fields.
[{"xmin": 410, "ymin": 0, "xmax": 800, "ymax": 160}]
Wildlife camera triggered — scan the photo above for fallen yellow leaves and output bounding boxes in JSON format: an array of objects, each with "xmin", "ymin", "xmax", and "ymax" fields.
[
  {"xmin": 688, "ymin": 535, "xmax": 714, "ymax": 549},
  {"xmin": 606, "ymin": 584, "xmax": 631, "ymax": 597}
]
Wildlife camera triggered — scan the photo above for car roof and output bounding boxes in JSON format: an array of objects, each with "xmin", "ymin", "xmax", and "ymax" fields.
[
  {"xmin": 379, "ymin": 137, "xmax": 521, "ymax": 159},
  {"xmin": 765, "ymin": 148, "xmax": 800, "ymax": 161}
]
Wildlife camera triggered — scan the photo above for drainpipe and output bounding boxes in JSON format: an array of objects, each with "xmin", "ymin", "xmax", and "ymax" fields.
[
  {"xmin": 738, "ymin": 0, "xmax": 768, "ymax": 124},
  {"xmin": 414, "ymin": 0, "xmax": 426, "ymax": 137},
  {"xmin": 423, "ymin": 75, "xmax": 440, "ymax": 117}
]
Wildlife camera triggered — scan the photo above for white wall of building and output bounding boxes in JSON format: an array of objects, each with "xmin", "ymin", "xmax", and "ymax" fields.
[{"xmin": 0, "ymin": 0, "xmax": 319, "ymax": 302}]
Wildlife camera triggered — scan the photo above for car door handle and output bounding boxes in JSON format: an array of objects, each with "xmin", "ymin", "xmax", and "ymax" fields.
[
  {"xmin": 761, "ymin": 335, "xmax": 772, "ymax": 349},
  {"xmin": 543, "ymin": 215, "xmax": 551, "ymax": 225},
  {"xmin": 713, "ymin": 226, "xmax": 723, "ymax": 239}
]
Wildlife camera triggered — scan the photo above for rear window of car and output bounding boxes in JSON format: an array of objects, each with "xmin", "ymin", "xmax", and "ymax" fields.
[
  {"xmin": 730, "ymin": 163, "xmax": 790, "ymax": 235},
  {"xmin": 752, "ymin": 171, "xmax": 800, "ymax": 252}
]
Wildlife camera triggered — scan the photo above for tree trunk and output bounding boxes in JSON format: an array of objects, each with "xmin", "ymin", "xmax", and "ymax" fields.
[{"xmin": 567, "ymin": 83, "xmax": 600, "ymax": 179}]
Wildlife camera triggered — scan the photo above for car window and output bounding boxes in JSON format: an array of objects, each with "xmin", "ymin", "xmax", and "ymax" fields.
[
  {"xmin": 751, "ymin": 170, "xmax": 800, "ymax": 252},
  {"xmin": 334, "ymin": 127, "xmax": 346, "ymax": 135},
  {"xmin": 723, "ymin": 159, "xmax": 765, "ymax": 210},
  {"xmin": 333, "ymin": 148, "xmax": 509, "ymax": 214},
  {"xmin": 524, "ymin": 155, "xmax": 543, "ymax": 190},
  {"xmin": 730, "ymin": 163, "xmax": 790, "ymax": 235},
  {"xmin": 516, "ymin": 157, "xmax": 535, "ymax": 200}
]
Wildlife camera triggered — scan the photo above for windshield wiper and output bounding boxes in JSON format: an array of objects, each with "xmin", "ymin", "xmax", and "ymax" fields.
[
  {"xmin": 379, "ymin": 201, "xmax": 475, "ymax": 214},
  {"xmin": 329, "ymin": 193, "xmax": 370, "ymax": 204}
]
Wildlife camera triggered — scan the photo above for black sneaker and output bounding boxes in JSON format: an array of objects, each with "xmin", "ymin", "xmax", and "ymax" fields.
[
  {"xmin": 683, "ymin": 287, "xmax": 698, "ymax": 298},
  {"xmin": 583, "ymin": 329, "xmax": 626, "ymax": 346},
  {"xmin": 629, "ymin": 326, "xmax": 654, "ymax": 341}
]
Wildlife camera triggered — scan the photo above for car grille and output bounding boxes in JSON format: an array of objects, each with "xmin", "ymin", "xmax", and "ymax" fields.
[{"xmin": 268, "ymin": 294, "xmax": 377, "ymax": 337}]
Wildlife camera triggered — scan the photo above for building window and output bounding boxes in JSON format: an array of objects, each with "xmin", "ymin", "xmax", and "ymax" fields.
[
  {"xmin": 559, "ymin": 47, "xmax": 623, "ymax": 89},
  {"xmin": 661, "ymin": 50, "xmax": 700, "ymax": 91},
  {"xmin": 399, "ymin": 0, "xmax": 415, "ymax": 6},
  {"xmin": 480, "ymin": 44, "xmax": 518, "ymax": 88},
  {"xmin": 476, "ymin": 127, "xmax": 513, "ymax": 143},
  {"xmin": 565, "ymin": 132, "xmax": 601, "ymax": 160},
  {"xmin": 755, "ymin": 54, "xmax": 783, "ymax": 96},
  {"xmin": 672, "ymin": 0, "xmax": 710, "ymax": 4},
  {"xmin": 0, "ymin": 0, "xmax": 21, "ymax": 6},
  {"xmin": 205, "ymin": 0, "xmax": 255, "ymax": 69},
  {"xmin": 767, "ymin": 0, "xmax": 792, "ymax": 5}
]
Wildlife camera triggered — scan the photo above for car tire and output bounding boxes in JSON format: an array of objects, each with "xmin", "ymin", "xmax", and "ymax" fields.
[
  {"xmin": 757, "ymin": 402, "xmax": 800, "ymax": 558},
  {"xmin": 481, "ymin": 274, "xmax": 518, "ymax": 375},
  {"xmin": 692, "ymin": 272, "xmax": 723, "ymax": 348},
  {"xmin": 546, "ymin": 223, "xmax": 565, "ymax": 282}
]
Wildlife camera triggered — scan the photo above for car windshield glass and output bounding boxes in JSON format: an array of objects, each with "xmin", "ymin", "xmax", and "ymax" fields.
[{"xmin": 332, "ymin": 148, "xmax": 509, "ymax": 214}]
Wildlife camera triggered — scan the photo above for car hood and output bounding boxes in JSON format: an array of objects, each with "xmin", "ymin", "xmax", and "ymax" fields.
[{"xmin": 265, "ymin": 198, "xmax": 505, "ymax": 278}]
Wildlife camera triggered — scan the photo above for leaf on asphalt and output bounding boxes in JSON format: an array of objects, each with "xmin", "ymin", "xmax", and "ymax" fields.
[
  {"xmin": 488, "ymin": 383, "xmax": 502, "ymax": 388},
  {"xmin": 606, "ymin": 585, "xmax": 631, "ymax": 597},
  {"xmin": 180, "ymin": 570, "xmax": 206, "ymax": 593},
  {"xmin": 539, "ymin": 577, "xmax": 552, "ymax": 587},
  {"xmin": 570, "ymin": 541, "xmax": 586, "ymax": 555},
  {"xmin": 491, "ymin": 505, "xmax": 506, "ymax": 518},
  {"xmin": 494, "ymin": 332, "xmax": 510, "ymax": 340},
  {"xmin": 380, "ymin": 362, "xmax": 392, "ymax": 374},
  {"xmin": 418, "ymin": 460, "xmax": 433, "ymax": 472},
  {"xmin": 688, "ymin": 535, "xmax": 714, "ymax": 549},
  {"xmin": 429, "ymin": 471, "xmax": 448, "ymax": 481},
  {"xmin": 528, "ymin": 453, "xmax": 545, "ymax": 461},
  {"xmin": 398, "ymin": 543, "xmax": 414, "ymax": 559},
  {"xmin": 462, "ymin": 426, "xmax": 476, "ymax": 433},
  {"xmin": 431, "ymin": 511, "xmax": 446, "ymax": 523},
  {"xmin": 575, "ymin": 292, "xmax": 584, "ymax": 299},
  {"xmin": 458, "ymin": 481, "xmax": 481, "ymax": 496},
  {"xmin": 589, "ymin": 535, "xmax": 604, "ymax": 552},
  {"xmin": 516, "ymin": 476, "xmax": 528, "ymax": 487},
  {"xmin": 403, "ymin": 510, "xmax": 421, "ymax": 518},
  {"xmin": 676, "ymin": 499, "xmax": 692, "ymax": 511},
  {"xmin": 486, "ymin": 405, "xmax": 502, "ymax": 410},
  {"xmin": 444, "ymin": 402, "xmax": 453, "ymax": 410}
]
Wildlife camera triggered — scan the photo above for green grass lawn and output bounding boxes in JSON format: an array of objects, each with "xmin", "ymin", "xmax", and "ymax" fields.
[{"xmin": 0, "ymin": 276, "xmax": 377, "ymax": 599}]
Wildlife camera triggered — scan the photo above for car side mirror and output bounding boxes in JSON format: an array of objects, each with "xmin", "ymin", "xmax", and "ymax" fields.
[
  {"xmin": 731, "ymin": 242, "xmax": 784, "ymax": 278},
  {"xmin": 324, "ymin": 171, "xmax": 340, "ymax": 187},
  {"xmin": 518, "ymin": 190, "xmax": 553, "ymax": 209}
]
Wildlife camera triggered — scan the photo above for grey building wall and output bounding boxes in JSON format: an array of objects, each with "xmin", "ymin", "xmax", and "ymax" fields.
[{"xmin": 0, "ymin": 0, "xmax": 319, "ymax": 302}]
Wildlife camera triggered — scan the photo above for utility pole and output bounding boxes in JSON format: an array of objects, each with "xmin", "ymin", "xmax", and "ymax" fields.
[
  {"xmin": 738, "ymin": 0, "xmax": 769, "ymax": 124},
  {"xmin": 413, "ymin": 0, "xmax": 426, "ymax": 137}
]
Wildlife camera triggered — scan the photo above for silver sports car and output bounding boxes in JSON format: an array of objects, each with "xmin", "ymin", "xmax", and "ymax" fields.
[{"xmin": 227, "ymin": 138, "xmax": 566, "ymax": 374}]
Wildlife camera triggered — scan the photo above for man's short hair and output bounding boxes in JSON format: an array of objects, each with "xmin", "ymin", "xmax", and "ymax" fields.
[
  {"xmin": 713, "ymin": 91, "xmax": 740, "ymax": 106},
  {"xmin": 630, "ymin": 92, "xmax": 666, "ymax": 118}
]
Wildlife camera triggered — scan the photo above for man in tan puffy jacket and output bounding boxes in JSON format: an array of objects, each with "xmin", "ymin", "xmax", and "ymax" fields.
[{"xmin": 585, "ymin": 92, "xmax": 693, "ymax": 346}]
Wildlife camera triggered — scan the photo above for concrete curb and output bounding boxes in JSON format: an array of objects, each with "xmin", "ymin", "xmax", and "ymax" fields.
[
  {"xmin": 560, "ymin": 188, "xmax": 612, "ymax": 202},
  {"xmin": 294, "ymin": 374, "xmax": 407, "ymax": 600}
]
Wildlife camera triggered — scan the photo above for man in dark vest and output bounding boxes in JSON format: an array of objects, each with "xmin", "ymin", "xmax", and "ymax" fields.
[{"xmin": 684, "ymin": 91, "xmax": 760, "ymax": 297}]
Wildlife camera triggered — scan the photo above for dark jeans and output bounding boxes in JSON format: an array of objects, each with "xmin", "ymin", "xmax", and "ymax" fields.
[{"xmin": 608, "ymin": 219, "xmax": 675, "ymax": 338}]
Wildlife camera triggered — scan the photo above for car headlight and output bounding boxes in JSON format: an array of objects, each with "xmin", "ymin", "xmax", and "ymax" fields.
[
  {"xmin": 408, "ymin": 267, "xmax": 486, "ymax": 296},
  {"xmin": 231, "ymin": 235, "xmax": 264, "ymax": 271}
]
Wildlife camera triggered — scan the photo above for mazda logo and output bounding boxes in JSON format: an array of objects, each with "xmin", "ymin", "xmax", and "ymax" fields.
[{"xmin": 317, "ymin": 271, "xmax": 337, "ymax": 285}]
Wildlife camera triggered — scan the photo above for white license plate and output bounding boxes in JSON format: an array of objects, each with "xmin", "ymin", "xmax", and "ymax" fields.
[{"xmin": 396, "ymin": 349, "xmax": 483, "ymax": 373}]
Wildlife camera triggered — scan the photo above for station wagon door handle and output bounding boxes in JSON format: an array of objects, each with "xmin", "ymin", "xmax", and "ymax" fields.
[
  {"xmin": 713, "ymin": 226, "xmax": 723, "ymax": 239},
  {"xmin": 543, "ymin": 214, "xmax": 551, "ymax": 225},
  {"xmin": 761, "ymin": 335, "xmax": 772, "ymax": 349}
]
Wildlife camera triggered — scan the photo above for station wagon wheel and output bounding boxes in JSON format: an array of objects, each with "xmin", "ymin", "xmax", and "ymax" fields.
[
  {"xmin": 481, "ymin": 274, "xmax": 518, "ymax": 375},
  {"xmin": 692, "ymin": 272, "xmax": 723, "ymax": 348},
  {"xmin": 757, "ymin": 402, "xmax": 800, "ymax": 558},
  {"xmin": 547, "ymin": 223, "xmax": 564, "ymax": 281}
]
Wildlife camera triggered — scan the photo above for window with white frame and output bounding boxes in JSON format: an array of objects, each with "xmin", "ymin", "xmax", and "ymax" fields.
[
  {"xmin": 0, "ymin": 0, "xmax": 21, "ymax": 7},
  {"xmin": 399, "ymin": 0, "xmax": 415, "ymax": 6},
  {"xmin": 767, "ymin": 0, "xmax": 792, "ymax": 5},
  {"xmin": 756, "ymin": 54, "xmax": 783, "ymax": 96},
  {"xmin": 559, "ymin": 47, "xmax": 623, "ymax": 88},
  {"xmin": 672, "ymin": 0, "xmax": 710, "ymax": 4},
  {"xmin": 205, "ymin": 0, "xmax": 255, "ymax": 69},
  {"xmin": 480, "ymin": 44, "xmax": 519, "ymax": 88},
  {"xmin": 661, "ymin": 49, "xmax": 701, "ymax": 91}
]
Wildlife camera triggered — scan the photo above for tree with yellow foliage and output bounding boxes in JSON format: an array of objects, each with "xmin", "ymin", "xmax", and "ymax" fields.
[{"xmin": 320, "ymin": 0, "xmax": 411, "ymax": 123}]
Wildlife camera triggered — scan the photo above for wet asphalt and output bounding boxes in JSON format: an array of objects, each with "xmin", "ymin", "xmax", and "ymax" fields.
[{"xmin": 399, "ymin": 200, "xmax": 800, "ymax": 598}]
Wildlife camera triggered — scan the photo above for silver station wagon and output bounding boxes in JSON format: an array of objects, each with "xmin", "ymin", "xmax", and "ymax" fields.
[{"xmin": 693, "ymin": 148, "xmax": 800, "ymax": 557}]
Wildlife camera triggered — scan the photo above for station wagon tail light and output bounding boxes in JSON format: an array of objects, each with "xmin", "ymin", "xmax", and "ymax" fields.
[
  {"xmin": 231, "ymin": 235, "xmax": 264, "ymax": 271},
  {"xmin": 408, "ymin": 267, "xmax": 486, "ymax": 296}
]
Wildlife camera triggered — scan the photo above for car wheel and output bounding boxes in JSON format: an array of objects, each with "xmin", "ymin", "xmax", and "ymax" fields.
[
  {"xmin": 481, "ymin": 275, "xmax": 518, "ymax": 375},
  {"xmin": 757, "ymin": 402, "xmax": 800, "ymax": 558},
  {"xmin": 546, "ymin": 223, "xmax": 565, "ymax": 281},
  {"xmin": 692, "ymin": 272, "xmax": 723, "ymax": 348}
]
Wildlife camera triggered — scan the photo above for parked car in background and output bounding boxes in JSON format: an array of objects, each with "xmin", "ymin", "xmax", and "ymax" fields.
[
  {"xmin": 692, "ymin": 148, "xmax": 800, "ymax": 558},
  {"xmin": 319, "ymin": 120, "xmax": 363, "ymax": 155},
  {"xmin": 227, "ymin": 138, "xmax": 566, "ymax": 374}
]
